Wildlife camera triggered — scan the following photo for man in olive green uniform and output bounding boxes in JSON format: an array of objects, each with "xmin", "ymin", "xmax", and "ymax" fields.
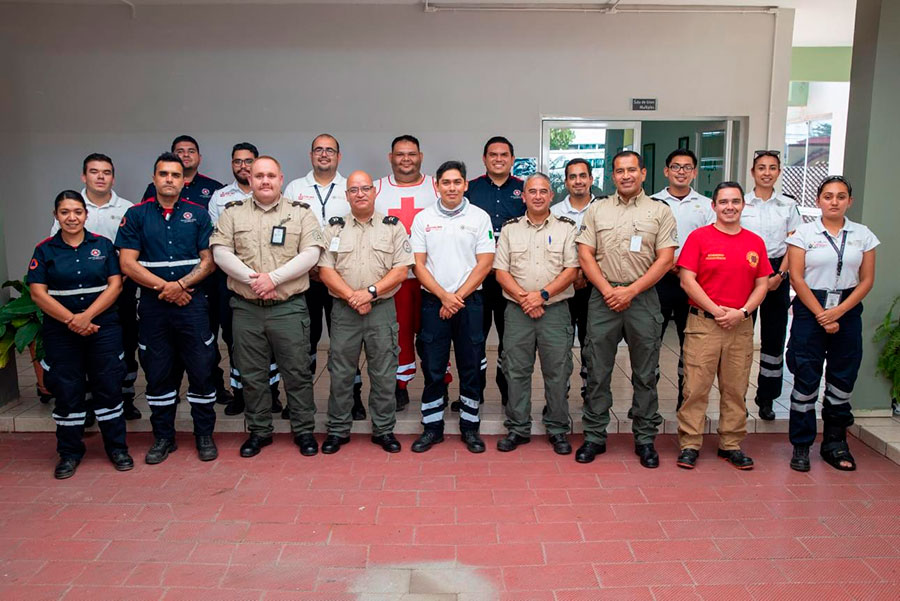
[
  {"xmin": 210, "ymin": 156, "xmax": 325, "ymax": 458},
  {"xmin": 493, "ymin": 173, "xmax": 579, "ymax": 455},
  {"xmin": 318, "ymin": 171, "xmax": 414, "ymax": 454},
  {"xmin": 575, "ymin": 151, "xmax": 678, "ymax": 468}
]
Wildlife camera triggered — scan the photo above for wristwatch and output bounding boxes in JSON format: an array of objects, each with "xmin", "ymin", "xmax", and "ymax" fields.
[
  {"xmin": 367, "ymin": 285, "xmax": 377, "ymax": 298},
  {"xmin": 539, "ymin": 289, "xmax": 550, "ymax": 302},
  {"xmin": 740, "ymin": 307, "xmax": 750, "ymax": 320}
]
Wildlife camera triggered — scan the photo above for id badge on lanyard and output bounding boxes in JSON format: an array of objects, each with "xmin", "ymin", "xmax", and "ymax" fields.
[{"xmin": 824, "ymin": 230, "xmax": 847, "ymax": 309}]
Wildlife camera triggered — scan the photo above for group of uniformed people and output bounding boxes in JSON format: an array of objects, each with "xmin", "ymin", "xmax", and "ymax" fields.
[{"xmin": 28, "ymin": 133, "xmax": 878, "ymax": 479}]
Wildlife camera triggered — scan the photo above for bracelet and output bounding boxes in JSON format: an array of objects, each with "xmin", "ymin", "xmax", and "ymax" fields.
[{"xmin": 177, "ymin": 280, "xmax": 186, "ymax": 290}]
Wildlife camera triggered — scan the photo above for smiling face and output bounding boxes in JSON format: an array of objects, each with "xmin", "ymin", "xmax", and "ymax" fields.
[
  {"xmin": 389, "ymin": 140, "xmax": 423, "ymax": 180},
  {"xmin": 250, "ymin": 158, "xmax": 284, "ymax": 205},
  {"xmin": 82, "ymin": 160, "xmax": 114, "ymax": 197},
  {"xmin": 309, "ymin": 135, "xmax": 341, "ymax": 174},
  {"xmin": 345, "ymin": 171, "xmax": 376, "ymax": 217},
  {"xmin": 817, "ymin": 181, "xmax": 853, "ymax": 221},
  {"xmin": 664, "ymin": 157, "xmax": 696, "ymax": 190},
  {"xmin": 523, "ymin": 175, "xmax": 552, "ymax": 217},
  {"xmin": 751, "ymin": 155, "xmax": 781, "ymax": 190},
  {"xmin": 612, "ymin": 154, "xmax": 646, "ymax": 199},
  {"xmin": 712, "ymin": 186, "xmax": 745, "ymax": 226},
  {"xmin": 483, "ymin": 142, "xmax": 513, "ymax": 179},
  {"xmin": 436, "ymin": 169, "xmax": 468, "ymax": 208},
  {"xmin": 55, "ymin": 198, "xmax": 88, "ymax": 235},
  {"xmin": 565, "ymin": 162, "xmax": 591, "ymax": 199}
]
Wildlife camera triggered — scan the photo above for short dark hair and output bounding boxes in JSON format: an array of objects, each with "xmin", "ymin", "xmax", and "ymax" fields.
[
  {"xmin": 564, "ymin": 158, "xmax": 591, "ymax": 178},
  {"xmin": 436, "ymin": 160, "xmax": 466, "ymax": 181},
  {"xmin": 311, "ymin": 134, "xmax": 340, "ymax": 153},
  {"xmin": 232, "ymin": 142, "xmax": 259, "ymax": 158},
  {"xmin": 816, "ymin": 175, "xmax": 852, "ymax": 197},
  {"xmin": 483, "ymin": 136, "xmax": 514, "ymax": 157},
  {"xmin": 154, "ymin": 152, "xmax": 185, "ymax": 174},
  {"xmin": 712, "ymin": 181, "xmax": 745, "ymax": 202},
  {"xmin": 54, "ymin": 189, "xmax": 86, "ymax": 211},
  {"xmin": 612, "ymin": 150, "xmax": 644, "ymax": 170},
  {"xmin": 170, "ymin": 134, "xmax": 200, "ymax": 153},
  {"xmin": 391, "ymin": 135, "xmax": 420, "ymax": 151},
  {"xmin": 665, "ymin": 149, "xmax": 698, "ymax": 168},
  {"xmin": 82, "ymin": 153, "xmax": 115, "ymax": 176}
]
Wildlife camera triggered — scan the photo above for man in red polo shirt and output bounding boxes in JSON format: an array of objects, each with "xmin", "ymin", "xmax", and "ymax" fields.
[{"xmin": 675, "ymin": 182, "xmax": 771, "ymax": 470}]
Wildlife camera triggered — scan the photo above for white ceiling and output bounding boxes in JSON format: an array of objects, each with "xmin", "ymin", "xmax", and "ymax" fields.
[{"xmin": 2, "ymin": 0, "xmax": 856, "ymax": 46}]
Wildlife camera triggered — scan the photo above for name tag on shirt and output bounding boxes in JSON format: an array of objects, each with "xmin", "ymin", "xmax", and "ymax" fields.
[
  {"xmin": 329, "ymin": 237, "xmax": 341, "ymax": 252},
  {"xmin": 629, "ymin": 235, "xmax": 642, "ymax": 252},
  {"xmin": 825, "ymin": 292, "xmax": 841, "ymax": 309},
  {"xmin": 271, "ymin": 226, "xmax": 285, "ymax": 246}
]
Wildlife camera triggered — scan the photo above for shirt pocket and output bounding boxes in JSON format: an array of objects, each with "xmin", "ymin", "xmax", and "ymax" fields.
[
  {"xmin": 372, "ymin": 236, "xmax": 395, "ymax": 273},
  {"xmin": 544, "ymin": 237, "xmax": 566, "ymax": 272},
  {"xmin": 334, "ymin": 235, "xmax": 356, "ymax": 272},
  {"xmin": 633, "ymin": 219, "xmax": 659, "ymax": 249},
  {"xmin": 594, "ymin": 222, "xmax": 615, "ymax": 259},
  {"xmin": 233, "ymin": 223, "xmax": 256, "ymax": 256}
]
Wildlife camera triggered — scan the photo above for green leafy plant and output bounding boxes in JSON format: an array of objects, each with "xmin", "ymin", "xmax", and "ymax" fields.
[
  {"xmin": 874, "ymin": 294, "xmax": 900, "ymax": 402},
  {"xmin": 0, "ymin": 279, "xmax": 44, "ymax": 369}
]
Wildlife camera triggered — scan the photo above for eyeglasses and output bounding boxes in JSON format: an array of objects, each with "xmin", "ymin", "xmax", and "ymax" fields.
[
  {"xmin": 312, "ymin": 147, "xmax": 338, "ymax": 156},
  {"xmin": 347, "ymin": 185, "xmax": 375, "ymax": 195},
  {"xmin": 667, "ymin": 164, "xmax": 695, "ymax": 173},
  {"xmin": 753, "ymin": 150, "xmax": 781, "ymax": 159},
  {"xmin": 231, "ymin": 158, "xmax": 255, "ymax": 167}
]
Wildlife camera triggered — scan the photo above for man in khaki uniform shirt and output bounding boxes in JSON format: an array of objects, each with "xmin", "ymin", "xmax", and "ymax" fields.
[
  {"xmin": 575, "ymin": 151, "xmax": 678, "ymax": 468},
  {"xmin": 318, "ymin": 171, "xmax": 414, "ymax": 454},
  {"xmin": 210, "ymin": 156, "xmax": 325, "ymax": 458},
  {"xmin": 493, "ymin": 173, "xmax": 579, "ymax": 455}
]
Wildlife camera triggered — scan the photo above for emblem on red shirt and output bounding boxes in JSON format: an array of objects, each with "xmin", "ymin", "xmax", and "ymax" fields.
[
  {"xmin": 746, "ymin": 251, "xmax": 759, "ymax": 267},
  {"xmin": 29, "ymin": 258, "xmax": 38, "ymax": 270}
]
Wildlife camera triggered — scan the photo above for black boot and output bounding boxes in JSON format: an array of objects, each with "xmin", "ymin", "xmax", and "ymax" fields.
[
  {"xmin": 395, "ymin": 383, "xmax": 409, "ymax": 412},
  {"xmin": 351, "ymin": 382, "xmax": 366, "ymax": 420},
  {"xmin": 123, "ymin": 397, "xmax": 142, "ymax": 420}
]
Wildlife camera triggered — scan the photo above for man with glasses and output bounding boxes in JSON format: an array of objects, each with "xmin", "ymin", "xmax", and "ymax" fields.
[
  {"xmin": 652, "ymin": 149, "xmax": 715, "ymax": 409},
  {"xmin": 142, "ymin": 135, "xmax": 224, "ymax": 208},
  {"xmin": 283, "ymin": 135, "xmax": 363, "ymax": 419},
  {"xmin": 576, "ymin": 151, "xmax": 678, "ymax": 467},
  {"xmin": 317, "ymin": 171, "xmax": 414, "ymax": 454}
]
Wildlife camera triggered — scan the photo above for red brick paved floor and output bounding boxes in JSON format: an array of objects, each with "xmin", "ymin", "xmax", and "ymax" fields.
[{"xmin": 2, "ymin": 432, "xmax": 899, "ymax": 600}]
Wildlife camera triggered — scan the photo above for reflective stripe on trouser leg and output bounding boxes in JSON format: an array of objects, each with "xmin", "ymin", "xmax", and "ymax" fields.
[
  {"xmin": 453, "ymin": 292, "xmax": 485, "ymax": 431},
  {"xmin": 786, "ymin": 301, "xmax": 825, "ymax": 447},
  {"xmin": 84, "ymin": 321, "xmax": 129, "ymax": 456},
  {"xmin": 416, "ymin": 292, "xmax": 452, "ymax": 432},
  {"xmin": 756, "ymin": 256, "xmax": 790, "ymax": 402},
  {"xmin": 821, "ymin": 300, "xmax": 863, "ymax": 436},
  {"xmin": 173, "ymin": 295, "xmax": 217, "ymax": 437},
  {"xmin": 394, "ymin": 279, "xmax": 420, "ymax": 387}
]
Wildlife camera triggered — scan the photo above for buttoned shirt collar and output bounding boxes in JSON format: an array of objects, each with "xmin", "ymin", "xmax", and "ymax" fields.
[
  {"xmin": 814, "ymin": 217, "xmax": 856, "ymax": 235},
  {"xmin": 47, "ymin": 230, "xmax": 102, "ymax": 250},
  {"xmin": 560, "ymin": 195, "xmax": 594, "ymax": 214},
  {"xmin": 81, "ymin": 188, "xmax": 129, "ymax": 211},
  {"xmin": 655, "ymin": 187, "xmax": 704, "ymax": 204},
  {"xmin": 615, "ymin": 190, "xmax": 648, "ymax": 206}
]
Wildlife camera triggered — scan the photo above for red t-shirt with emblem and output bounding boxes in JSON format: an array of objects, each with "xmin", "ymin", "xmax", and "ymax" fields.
[{"xmin": 676, "ymin": 224, "xmax": 772, "ymax": 308}]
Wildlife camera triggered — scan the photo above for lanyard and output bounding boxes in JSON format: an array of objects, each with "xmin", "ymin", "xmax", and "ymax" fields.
[
  {"xmin": 823, "ymin": 229, "xmax": 848, "ymax": 280},
  {"xmin": 314, "ymin": 183, "xmax": 335, "ymax": 220}
]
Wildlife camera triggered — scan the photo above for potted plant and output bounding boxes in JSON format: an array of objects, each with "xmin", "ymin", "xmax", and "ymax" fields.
[
  {"xmin": 0, "ymin": 279, "xmax": 52, "ymax": 402},
  {"xmin": 874, "ymin": 294, "xmax": 900, "ymax": 415}
]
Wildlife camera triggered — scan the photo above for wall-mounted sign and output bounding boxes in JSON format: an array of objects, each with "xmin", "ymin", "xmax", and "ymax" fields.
[{"xmin": 632, "ymin": 98, "xmax": 657, "ymax": 111}]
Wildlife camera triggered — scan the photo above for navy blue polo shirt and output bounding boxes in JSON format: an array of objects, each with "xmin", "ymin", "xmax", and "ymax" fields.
[
  {"xmin": 28, "ymin": 231, "xmax": 120, "ymax": 315},
  {"xmin": 115, "ymin": 198, "xmax": 213, "ymax": 287},
  {"xmin": 141, "ymin": 173, "xmax": 224, "ymax": 209},
  {"xmin": 466, "ymin": 174, "xmax": 525, "ymax": 235}
]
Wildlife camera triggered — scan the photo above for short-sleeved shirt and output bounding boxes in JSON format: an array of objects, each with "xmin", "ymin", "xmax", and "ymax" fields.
[
  {"xmin": 677, "ymin": 225, "xmax": 772, "ymax": 309},
  {"xmin": 652, "ymin": 187, "xmax": 715, "ymax": 257},
  {"xmin": 283, "ymin": 170, "xmax": 350, "ymax": 227},
  {"xmin": 786, "ymin": 217, "xmax": 880, "ymax": 290},
  {"xmin": 741, "ymin": 190, "xmax": 802, "ymax": 259},
  {"xmin": 50, "ymin": 189, "xmax": 133, "ymax": 242},
  {"xmin": 410, "ymin": 200, "xmax": 495, "ymax": 294},
  {"xmin": 208, "ymin": 181, "xmax": 250, "ymax": 224},
  {"xmin": 209, "ymin": 195, "xmax": 324, "ymax": 300},
  {"xmin": 114, "ymin": 198, "xmax": 213, "ymax": 287},
  {"xmin": 466, "ymin": 174, "xmax": 525, "ymax": 236},
  {"xmin": 575, "ymin": 190, "xmax": 678, "ymax": 284},
  {"xmin": 29, "ymin": 231, "xmax": 120, "ymax": 315},
  {"xmin": 550, "ymin": 195, "xmax": 599, "ymax": 229},
  {"xmin": 318, "ymin": 211, "xmax": 414, "ymax": 299},
  {"xmin": 142, "ymin": 173, "xmax": 224, "ymax": 209},
  {"xmin": 493, "ymin": 213, "xmax": 580, "ymax": 304}
]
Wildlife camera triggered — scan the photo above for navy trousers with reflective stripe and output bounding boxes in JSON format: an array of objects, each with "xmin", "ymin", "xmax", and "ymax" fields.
[
  {"xmin": 786, "ymin": 291, "xmax": 862, "ymax": 447},
  {"xmin": 754, "ymin": 256, "xmax": 791, "ymax": 404},
  {"xmin": 655, "ymin": 271, "xmax": 688, "ymax": 407},
  {"xmin": 138, "ymin": 294, "xmax": 216, "ymax": 440},
  {"xmin": 416, "ymin": 291, "xmax": 485, "ymax": 433},
  {"xmin": 42, "ymin": 316, "xmax": 127, "ymax": 460}
]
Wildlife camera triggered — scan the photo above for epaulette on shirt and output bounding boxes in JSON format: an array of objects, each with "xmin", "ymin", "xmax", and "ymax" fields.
[
  {"xmin": 383, "ymin": 215, "xmax": 400, "ymax": 225},
  {"xmin": 502, "ymin": 216, "xmax": 521, "ymax": 228},
  {"xmin": 224, "ymin": 200, "xmax": 244, "ymax": 210},
  {"xmin": 329, "ymin": 216, "xmax": 345, "ymax": 227},
  {"xmin": 291, "ymin": 201, "xmax": 311, "ymax": 209},
  {"xmin": 782, "ymin": 192, "xmax": 796, "ymax": 200},
  {"xmin": 650, "ymin": 196, "xmax": 666, "ymax": 203},
  {"xmin": 557, "ymin": 216, "xmax": 577, "ymax": 226}
]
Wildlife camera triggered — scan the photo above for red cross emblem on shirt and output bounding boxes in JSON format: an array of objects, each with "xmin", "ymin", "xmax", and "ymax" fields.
[{"xmin": 388, "ymin": 196, "xmax": 423, "ymax": 235}]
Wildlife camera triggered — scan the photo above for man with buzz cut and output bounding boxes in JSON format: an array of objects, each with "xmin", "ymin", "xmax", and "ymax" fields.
[{"xmin": 409, "ymin": 160, "xmax": 494, "ymax": 454}]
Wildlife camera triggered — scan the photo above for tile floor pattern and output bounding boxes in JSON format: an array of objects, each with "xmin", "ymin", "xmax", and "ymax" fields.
[{"xmin": 2, "ymin": 431, "xmax": 900, "ymax": 600}]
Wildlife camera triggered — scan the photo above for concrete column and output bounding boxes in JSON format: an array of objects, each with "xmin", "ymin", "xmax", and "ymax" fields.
[
  {"xmin": 0, "ymin": 208, "xmax": 21, "ymax": 406},
  {"xmin": 843, "ymin": 0, "xmax": 900, "ymax": 413}
]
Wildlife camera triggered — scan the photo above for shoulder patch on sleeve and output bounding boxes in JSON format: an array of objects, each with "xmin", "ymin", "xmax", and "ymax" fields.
[
  {"xmin": 382, "ymin": 215, "xmax": 399, "ymax": 225},
  {"xmin": 224, "ymin": 200, "xmax": 244, "ymax": 209},
  {"xmin": 329, "ymin": 216, "xmax": 345, "ymax": 227},
  {"xmin": 556, "ymin": 216, "xmax": 576, "ymax": 226},
  {"xmin": 291, "ymin": 201, "xmax": 311, "ymax": 209},
  {"xmin": 502, "ymin": 217, "xmax": 521, "ymax": 227}
]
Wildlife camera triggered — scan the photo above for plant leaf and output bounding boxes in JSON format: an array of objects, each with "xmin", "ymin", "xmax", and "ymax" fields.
[
  {"xmin": 0, "ymin": 295, "xmax": 39, "ymax": 316},
  {"xmin": 0, "ymin": 330, "xmax": 15, "ymax": 368},
  {"xmin": 13, "ymin": 321, "xmax": 40, "ymax": 354}
]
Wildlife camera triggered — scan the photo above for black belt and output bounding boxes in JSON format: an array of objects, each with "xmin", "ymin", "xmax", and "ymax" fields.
[
  {"xmin": 239, "ymin": 293, "xmax": 301, "ymax": 307},
  {"xmin": 689, "ymin": 306, "xmax": 717, "ymax": 319},
  {"xmin": 608, "ymin": 281, "xmax": 633, "ymax": 288}
]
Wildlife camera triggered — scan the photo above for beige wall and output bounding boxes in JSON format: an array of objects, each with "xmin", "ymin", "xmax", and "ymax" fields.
[{"xmin": 0, "ymin": 3, "xmax": 793, "ymax": 277}]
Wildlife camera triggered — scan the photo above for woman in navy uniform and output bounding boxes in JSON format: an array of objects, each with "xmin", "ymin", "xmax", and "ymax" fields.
[
  {"xmin": 28, "ymin": 190, "xmax": 133, "ymax": 479},
  {"xmin": 785, "ymin": 176, "xmax": 879, "ymax": 472}
]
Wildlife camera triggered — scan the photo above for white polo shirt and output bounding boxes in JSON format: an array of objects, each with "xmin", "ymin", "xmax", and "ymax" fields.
[
  {"xmin": 410, "ymin": 199, "xmax": 494, "ymax": 294},
  {"xmin": 51, "ymin": 189, "xmax": 132, "ymax": 242},
  {"xmin": 550, "ymin": 195, "xmax": 597, "ymax": 229},
  {"xmin": 786, "ymin": 217, "xmax": 879, "ymax": 290},
  {"xmin": 208, "ymin": 181, "xmax": 251, "ymax": 224},
  {"xmin": 741, "ymin": 189, "xmax": 802, "ymax": 259},
  {"xmin": 283, "ymin": 170, "xmax": 350, "ymax": 227},
  {"xmin": 652, "ymin": 187, "xmax": 715, "ymax": 257}
]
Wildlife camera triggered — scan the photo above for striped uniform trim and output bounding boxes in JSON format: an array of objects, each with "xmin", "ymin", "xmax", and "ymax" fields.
[
  {"xmin": 231, "ymin": 367, "xmax": 242, "ymax": 389},
  {"xmin": 759, "ymin": 367, "xmax": 783, "ymax": 378},
  {"xmin": 458, "ymin": 394, "xmax": 480, "ymax": 423},
  {"xmin": 480, "ymin": 357, "xmax": 488, "ymax": 372},
  {"xmin": 759, "ymin": 352, "xmax": 783, "ymax": 365},
  {"xmin": 204, "ymin": 334, "xmax": 215, "ymax": 346},
  {"xmin": 40, "ymin": 360, "xmax": 50, "ymax": 371},
  {"xmin": 187, "ymin": 391, "xmax": 218, "ymax": 405},
  {"xmin": 95, "ymin": 403, "xmax": 124, "ymax": 421},
  {"xmin": 48, "ymin": 284, "xmax": 108, "ymax": 296},
  {"xmin": 146, "ymin": 391, "xmax": 177, "ymax": 406},
  {"xmin": 138, "ymin": 258, "xmax": 200, "ymax": 268},
  {"xmin": 824, "ymin": 383, "xmax": 852, "ymax": 405},
  {"xmin": 790, "ymin": 387, "xmax": 818, "ymax": 413},
  {"xmin": 421, "ymin": 396, "xmax": 445, "ymax": 424},
  {"xmin": 396, "ymin": 362, "xmax": 416, "ymax": 375},
  {"xmin": 53, "ymin": 411, "xmax": 87, "ymax": 426}
]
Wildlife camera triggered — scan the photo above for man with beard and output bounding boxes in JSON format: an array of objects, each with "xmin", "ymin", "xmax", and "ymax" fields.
[{"xmin": 142, "ymin": 135, "xmax": 223, "ymax": 208}]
